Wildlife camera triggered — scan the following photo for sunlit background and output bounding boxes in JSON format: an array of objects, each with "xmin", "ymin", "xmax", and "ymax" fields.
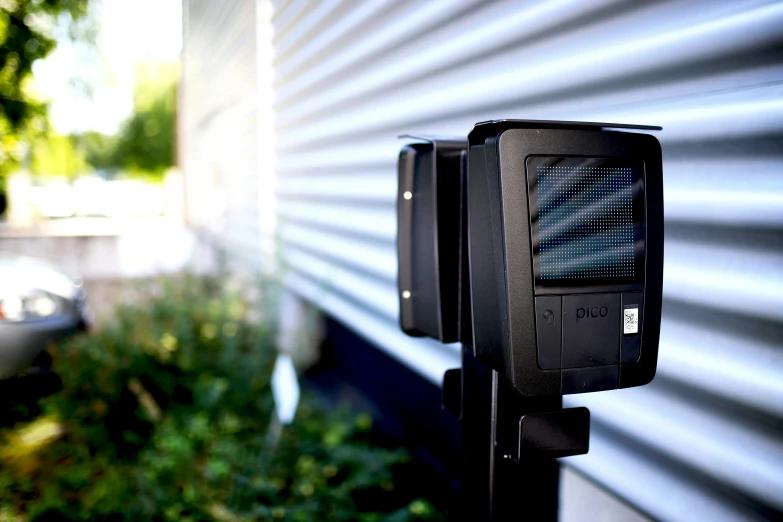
[
  {"xmin": 1, "ymin": 1, "xmax": 782, "ymax": 521},
  {"xmin": 1, "ymin": 0, "xmax": 181, "ymax": 223}
]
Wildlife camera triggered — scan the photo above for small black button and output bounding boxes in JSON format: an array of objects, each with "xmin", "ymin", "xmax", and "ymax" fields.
[
  {"xmin": 562, "ymin": 294, "xmax": 620, "ymax": 368},
  {"xmin": 562, "ymin": 366, "xmax": 618, "ymax": 394},
  {"xmin": 535, "ymin": 296, "xmax": 562, "ymax": 369},
  {"xmin": 622, "ymin": 292, "xmax": 643, "ymax": 363}
]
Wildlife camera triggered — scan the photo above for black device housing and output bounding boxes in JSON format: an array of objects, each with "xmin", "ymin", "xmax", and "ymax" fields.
[
  {"xmin": 397, "ymin": 136, "xmax": 467, "ymax": 343},
  {"xmin": 467, "ymin": 120, "xmax": 664, "ymax": 396}
]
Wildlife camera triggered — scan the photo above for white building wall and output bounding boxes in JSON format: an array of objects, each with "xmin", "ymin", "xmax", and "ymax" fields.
[
  {"xmin": 182, "ymin": 1, "xmax": 783, "ymax": 520},
  {"xmin": 181, "ymin": 0, "xmax": 266, "ymax": 268},
  {"xmin": 269, "ymin": 2, "xmax": 783, "ymax": 521}
]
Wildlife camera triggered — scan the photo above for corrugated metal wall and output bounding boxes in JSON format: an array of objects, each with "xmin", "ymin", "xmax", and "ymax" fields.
[
  {"xmin": 269, "ymin": 1, "xmax": 783, "ymax": 520},
  {"xmin": 182, "ymin": 0, "xmax": 262, "ymax": 267}
]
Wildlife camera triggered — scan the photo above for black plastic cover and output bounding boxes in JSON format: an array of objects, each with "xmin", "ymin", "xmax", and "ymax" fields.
[
  {"xmin": 467, "ymin": 120, "xmax": 663, "ymax": 396},
  {"xmin": 397, "ymin": 137, "xmax": 467, "ymax": 343}
]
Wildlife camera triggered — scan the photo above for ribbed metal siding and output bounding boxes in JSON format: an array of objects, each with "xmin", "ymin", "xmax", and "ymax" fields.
[
  {"xmin": 270, "ymin": 1, "xmax": 783, "ymax": 520},
  {"xmin": 182, "ymin": 0, "xmax": 262, "ymax": 267}
]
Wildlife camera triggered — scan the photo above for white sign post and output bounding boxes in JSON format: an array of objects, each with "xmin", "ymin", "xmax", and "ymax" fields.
[{"xmin": 271, "ymin": 353, "xmax": 300, "ymax": 425}]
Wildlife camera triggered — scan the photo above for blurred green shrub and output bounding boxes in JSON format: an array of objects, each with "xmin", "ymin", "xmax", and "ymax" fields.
[{"xmin": 0, "ymin": 275, "xmax": 443, "ymax": 522}]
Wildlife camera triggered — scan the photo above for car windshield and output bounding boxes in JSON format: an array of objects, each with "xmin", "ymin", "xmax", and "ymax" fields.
[{"xmin": 0, "ymin": 253, "xmax": 77, "ymax": 299}]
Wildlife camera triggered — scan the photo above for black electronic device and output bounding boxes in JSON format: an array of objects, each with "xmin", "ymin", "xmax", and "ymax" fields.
[
  {"xmin": 397, "ymin": 136, "xmax": 467, "ymax": 343},
  {"xmin": 396, "ymin": 120, "xmax": 663, "ymax": 520},
  {"xmin": 467, "ymin": 120, "xmax": 664, "ymax": 396}
]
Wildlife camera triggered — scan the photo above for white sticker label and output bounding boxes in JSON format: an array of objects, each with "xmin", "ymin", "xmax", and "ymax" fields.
[{"xmin": 624, "ymin": 308, "xmax": 639, "ymax": 334}]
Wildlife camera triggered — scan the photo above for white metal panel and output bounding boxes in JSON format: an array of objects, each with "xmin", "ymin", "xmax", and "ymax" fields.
[
  {"xmin": 270, "ymin": 1, "xmax": 783, "ymax": 520},
  {"xmin": 182, "ymin": 0, "xmax": 261, "ymax": 268},
  {"xmin": 285, "ymin": 271, "xmax": 459, "ymax": 385}
]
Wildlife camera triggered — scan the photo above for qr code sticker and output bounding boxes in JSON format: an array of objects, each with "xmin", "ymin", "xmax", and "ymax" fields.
[{"xmin": 624, "ymin": 308, "xmax": 639, "ymax": 334}]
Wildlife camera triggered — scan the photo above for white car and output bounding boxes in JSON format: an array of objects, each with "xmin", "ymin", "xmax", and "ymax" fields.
[{"xmin": 0, "ymin": 253, "xmax": 90, "ymax": 380}]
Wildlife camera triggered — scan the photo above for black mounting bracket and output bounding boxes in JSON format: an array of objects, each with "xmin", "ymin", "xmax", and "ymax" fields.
[{"xmin": 442, "ymin": 367, "xmax": 590, "ymax": 462}]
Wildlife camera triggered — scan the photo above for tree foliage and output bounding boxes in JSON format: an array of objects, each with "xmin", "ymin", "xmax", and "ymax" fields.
[
  {"xmin": 78, "ymin": 130, "xmax": 117, "ymax": 171},
  {"xmin": 111, "ymin": 61, "xmax": 177, "ymax": 178},
  {"xmin": 68, "ymin": 61, "xmax": 178, "ymax": 180},
  {"xmin": 0, "ymin": 0, "xmax": 91, "ymax": 183},
  {"xmin": 29, "ymin": 131, "xmax": 87, "ymax": 177},
  {"xmin": 1, "ymin": 1, "xmax": 175, "ymax": 199}
]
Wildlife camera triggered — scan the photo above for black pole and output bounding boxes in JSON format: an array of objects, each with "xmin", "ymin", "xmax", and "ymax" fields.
[
  {"xmin": 489, "ymin": 371, "xmax": 561, "ymax": 520},
  {"xmin": 455, "ymin": 348, "xmax": 561, "ymax": 521},
  {"xmin": 456, "ymin": 343, "xmax": 494, "ymax": 520},
  {"xmin": 455, "ymin": 150, "xmax": 561, "ymax": 521}
]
